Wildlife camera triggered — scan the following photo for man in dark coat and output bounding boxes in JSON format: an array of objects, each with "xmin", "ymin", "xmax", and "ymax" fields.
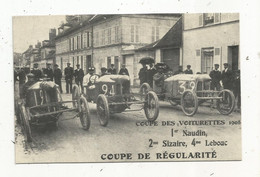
[
  {"xmin": 101, "ymin": 67, "xmax": 108, "ymax": 76},
  {"xmin": 184, "ymin": 65, "xmax": 193, "ymax": 74},
  {"xmin": 107, "ymin": 64, "xmax": 117, "ymax": 74},
  {"xmin": 64, "ymin": 62, "xmax": 74, "ymax": 93},
  {"xmin": 138, "ymin": 63, "xmax": 147, "ymax": 86},
  {"xmin": 221, "ymin": 63, "xmax": 233, "ymax": 90},
  {"xmin": 233, "ymin": 70, "xmax": 241, "ymax": 112},
  {"xmin": 31, "ymin": 63, "xmax": 42, "ymax": 81},
  {"xmin": 74, "ymin": 64, "xmax": 84, "ymax": 92},
  {"xmin": 44, "ymin": 63, "xmax": 54, "ymax": 81},
  {"xmin": 146, "ymin": 63, "xmax": 156, "ymax": 87},
  {"xmin": 118, "ymin": 64, "xmax": 129, "ymax": 76},
  {"xmin": 209, "ymin": 64, "xmax": 222, "ymax": 91},
  {"xmin": 53, "ymin": 64, "xmax": 63, "ymax": 93}
]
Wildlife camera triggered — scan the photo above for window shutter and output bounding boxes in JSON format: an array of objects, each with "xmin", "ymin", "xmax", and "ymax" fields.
[
  {"xmin": 199, "ymin": 14, "xmax": 203, "ymax": 26},
  {"xmin": 214, "ymin": 13, "xmax": 221, "ymax": 23}
]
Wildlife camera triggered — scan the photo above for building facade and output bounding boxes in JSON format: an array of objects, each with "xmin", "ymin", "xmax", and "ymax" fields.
[
  {"xmin": 182, "ymin": 13, "xmax": 239, "ymax": 74},
  {"xmin": 55, "ymin": 14, "xmax": 181, "ymax": 85}
]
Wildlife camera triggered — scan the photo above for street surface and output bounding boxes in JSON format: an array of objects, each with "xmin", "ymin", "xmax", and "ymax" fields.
[{"xmin": 15, "ymin": 82, "xmax": 241, "ymax": 163}]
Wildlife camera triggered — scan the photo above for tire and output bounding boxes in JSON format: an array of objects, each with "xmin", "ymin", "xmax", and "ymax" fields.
[
  {"xmin": 217, "ymin": 89, "xmax": 235, "ymax": 115},
  {"xmin": 19, "ymin": 104, "xmax": 32, "ymax": 142},
  {"xmin": 78, "ymin": 96, "xmax": 91, "ymax": 130},
  {"xmin": 72, "ymin": 85, "xmax": 80, "ymax": 108},
  {"xmin": 96, "ymin": 94, "xmax": 110, "ymax": 126},
  {"xmin": 139, "ymin": 83, "xmax": 151, "ymax": 100},
  {"xmin": 181, "ymin": 90, "xmax": 198, "ymax": 116},
  {"xmin": 144, "ymin": 91, "xmax": 159, "ymax": 121}
]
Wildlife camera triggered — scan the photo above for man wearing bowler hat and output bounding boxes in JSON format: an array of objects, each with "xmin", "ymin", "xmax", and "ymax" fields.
[
  {"xmin": 209, "ymin": 64, "xmax": 221, "ymax": 91},
  {"xmin": 74, "ymin": 64, "xmax": 84, "ymax": 92},
  {"xmin": 64, "ymin": 62, "xmax": 74, "ymax": 93},
  {"xmin": 53, "ymin": 64, "xmax": 62, "ymax": 93}
]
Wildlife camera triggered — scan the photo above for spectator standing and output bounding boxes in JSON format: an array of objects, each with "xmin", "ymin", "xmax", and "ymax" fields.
[
  {"xmin": 184, "ymin": 65, "xmax": 193, "ymax": 74},
  {"xmin": 64, "ymin": 62, "xmax": 74, "ymax": 93},
  {"xmin": 209, "ymin": 64, "xmax": 222, "ymax": 91},
  {"xmin": 107, "ymin": 64, "xmax": 117, "ymax": 74},
  {"xmin": 138, "ymin": 63, "xmax": 147, "ymax": 85},
  {"xmin": 221, "ymin": 63, "xmax": 233, "ymax": 90},
  {"xmin": 101, "ymin": 67, "xmax": 108, "ymax": 76},
  {"xmin": 44, "ymin": 63, "xmax": 54, "ymax": 81},
  {"xmin": 233, "ymin": 70, "xmax": 241, "ymax": 112},
  {"xmin": 74, "ymin": 64, "xmax": 84, "ymax": 93},
  {"xmin": 53, "ymin": 64, "xmax": 63, "ymax": 93},
  {"xmin": 118, "ymin": 64, "xmax": 129, "ymax": 76}
]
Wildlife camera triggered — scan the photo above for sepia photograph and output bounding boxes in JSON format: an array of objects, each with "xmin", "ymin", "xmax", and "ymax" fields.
[{"xmin": 13, "ymin": 13, "xmax": 242, "ymax": 163}]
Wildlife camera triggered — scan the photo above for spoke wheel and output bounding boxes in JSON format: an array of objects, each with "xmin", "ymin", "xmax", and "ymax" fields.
[
  {"xmin": 181, "ymin": 90, "xmax": 198, "ymax": 116},
  {"xmin": 96, "ymin": 94, "xmax": 110, "ymax": 126},
  {"xmin": 79, "ymin": 96, "xmax": 91, "ymax": 130},
  {"xmin": 72, "ymin": 85, "xmax": 80, "ymax": 108},
  {"xmin": 19, "ymin": 104, "xmax": 32, "ymax": 142},
  {"xmin": 217, "ymin": 89, "xmax": 235, "ymax": 115},
  {"xmin": 144, "ymin": 91, "xmax": 159, "ymax": 121},
  {"xmin": 139, "ymin": 83, "xmax": 151, "ymax": 101}
]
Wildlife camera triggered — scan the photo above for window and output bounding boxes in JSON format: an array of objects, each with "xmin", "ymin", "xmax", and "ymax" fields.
[
  {"xmin": 196, "ymin": 49, "xmax": 201, "ymax": 56},
  {"xmin": 95, "ymin": 32, "xmax": 99, "ymax": 46},
  {"xmin": 204, "ymin": 13, "xmax": 214, "ymax": 25},
  {"xmin": 107, "ymin": 57, "xmax": 111, "ymax": 68},
  {"xmin": 200, "ymin": 13, "xmax": 221, "ymax": 26},
  {"xmin": 215, "ymin": 48, "xmax": 220, "ymax": 55},
  {"xmin": 115, "ymin": 26, "xmax": 119, "ymax": 43},
  {"xmin": 87, "ymin": 32, "xmax": 90, "ymax": 47},
  {"xmin": 69, "ymin": 39, "xmax": 71, "ymax": 51},
  {"xmin": 131, "ymin": 25, "xmax": 140, "ymax": 43},
  {"xmin": 101, "ymin": 30, "xmax": 105, "ymax": 45},
  {"xmin": 72, "ymin": 38, "xmax": 74, "ymax": 50},
  {"xmin": 108, "ymin": 28, "xmax": 111, "ymax": 44},
  {"xmin": 152, "ymin": 26, "xmax": 159, "ymax": 42},
  {"xmin": 201, "ymin": 49, "xmax": 214, "ymax": 74},
  {"xmin": 81, "ymin": 34, "xmax": 83, "ymax": 49},
  {"xmin": 131, "ymin": 25, "xmax": 135, "ymax": 42}
]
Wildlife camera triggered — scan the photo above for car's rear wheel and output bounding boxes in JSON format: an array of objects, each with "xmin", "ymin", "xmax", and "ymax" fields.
[
  {"xmin": 181, "ymin": 90, "xmax": 198, "ymax": 116},
  {"xmin": 19, "ymin": 104, "xmax": 32, "ymax": 142},
  {"xmin": 217, "ymin": 89, "xmax": 235, "ymax": 115},
  {"xmin": 96, "ymin": 94, "xmax": 110, "ymax": 126},
  {"xmin": 144, "ymin": 91, "xmax": 159, "ymax": 121},
  {"xmin": 79, "ymin": 96, "xmax": 91, "ymax": 130},
  {"xmin": 72, "ymin": 85, "xmax": 80, "ymax": 108},
  {"xmin": 139, "ymin": 83, "xmax": 151, "ymax": 100}
]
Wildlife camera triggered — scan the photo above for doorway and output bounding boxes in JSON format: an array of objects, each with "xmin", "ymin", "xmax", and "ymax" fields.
[{"xmin": 228, "ymin": 46, "xmax": 239, "ymax": 70}]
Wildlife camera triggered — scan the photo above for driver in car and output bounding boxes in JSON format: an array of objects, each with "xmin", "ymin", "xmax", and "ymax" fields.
[{"xmin": 83, "ymin": 67, "xmax": 99, "ymax": 90}]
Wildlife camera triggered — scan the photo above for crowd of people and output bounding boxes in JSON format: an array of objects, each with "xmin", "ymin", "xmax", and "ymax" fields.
[
  {"xmin": 14, "ymin": 62, "xmax": 130, "ymax": 98},
  {"xmin": 138, "ymin": 62, "xmax": 240, "ymax": 112}
]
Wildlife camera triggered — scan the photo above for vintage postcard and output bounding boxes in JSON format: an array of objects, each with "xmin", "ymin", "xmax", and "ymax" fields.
[{"xmin": 13, "ymin": 13, "xmax": 241, "ymax": 163}]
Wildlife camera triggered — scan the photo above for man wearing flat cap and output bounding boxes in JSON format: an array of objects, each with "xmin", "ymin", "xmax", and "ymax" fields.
[
  {"xmin": 53, "ymin": 64, "xmax": 62, "ymax": 93},
  {"xmin": 221, "ymin": 63, "xmax": 233, "ymax": 90},
  {"xmin": 64, "ymin": 62, "xmax": 74, "ymax": 93},
  {"xmin": 184, "ymin": 65, "xmax": 193, "ymax": 74},
  {"xmin": 31, "ymin": 63, "xmax": 42, "ymax": 81},
  {"xmin": 74, "ymin": 64, "xmax": 84, "ymax": 92},
  {"xmin": 44, "ymin": 63, "xmax": 54, "ymax": 81},
  {"xmin": 209, "ymin": 64, "xmax": 221, "ymax": 91}
]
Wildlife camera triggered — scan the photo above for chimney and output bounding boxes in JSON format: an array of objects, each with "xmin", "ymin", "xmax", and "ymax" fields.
[
  {"xmin": 49, "ymin": 28, "xmax": 56, "ymax": 41},
  {"xmin": 58, "ymin": 27, "xmax": 64, "ymax": 34}
]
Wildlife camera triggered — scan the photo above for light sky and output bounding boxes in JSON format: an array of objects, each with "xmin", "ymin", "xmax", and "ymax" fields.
[{"xmin": 13, "ymin": 15, "xmax": 66, "ymax": 53}]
